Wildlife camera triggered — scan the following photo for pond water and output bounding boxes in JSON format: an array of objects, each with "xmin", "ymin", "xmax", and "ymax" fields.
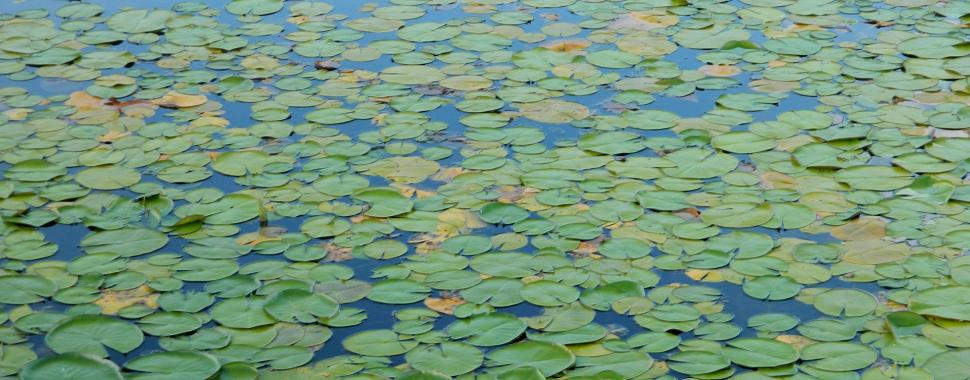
[{"xmin": 1, "ymin": 0, "xmax": 969, "ymax": 379}]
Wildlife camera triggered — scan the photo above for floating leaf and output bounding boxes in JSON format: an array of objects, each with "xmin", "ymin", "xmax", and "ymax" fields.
[
  {"xmin": 814, "ymin": 289, "xmax": 878, "ymax": 317},
  {"xmin": 898, "ymin": 37, "xmax": 970, "ymax": 59},
  {"xmin": 21, "ymin": 354, "xmax": 122, "ymax": 380},
  {"xmin": 380, "ymin": 66, "xmax": 446, "ymax": 85},
  {"xmin": 210, "ymin": 298, "xmax": 275, "ymax": 329},
  {"xmin": 406, "ymin": 342, "xmax": 483, "ymax": 376},
  {"xmin": 742, "ymin": 276, "xmax": 802, "ymax": 301},
  {"xmin": 800, "ymin": 342, "xmax": 877, "ymax": 371},
  {"xmin": 578, "ymin": 131, "xmax": 647, "ymax": 155},
  {"xmin": 835, "ymin": 166, "xmax": 914, "ymax": 191},
  {"xmin": 447, "ymin": 313, "xmax": 526, "ymax": 346},
  {"xmin": 264, "ymin": 289, "xmax": 340, "ymax": 323},
  {"xmin": 46, "ymin": 315, "xmax": 143, "ymax": 357},
  {"xmin": 106, "ymin": 9, "xmax": 173, "ymax": 33},
  {"xmin": 668, "ymin": 351, "xmax": 731, "ymax": 375},
  {"xmin": 354, "ymin": 188, "xmax": 414, "ymax": 217},
  {"xmin": 363, "ymin": 157, "xmax": 441, "ymax": 184},
  {"xmin": 518, "ymin": 100, "xmax": 589, "ymax": 123},
  {"xmin": 909, "ymin": 286, "xmax": 970, "ymax": 321},
  {"xmin": 367, "ymin": 279, "xmax": 430, "ymax": 304},
  {"xmin": 722, "ymin": 338, "xmax": 798, "ymax": 367},
  {"xmin": 924, "ymin": 349, "xmax": 970, "ymax": 380},
  {"xmin": 80, "ymin": 229, "xmax": 169, "ymax": 257},
  {"xmin": 123, "ymin": 351, "xmax": 220, "ymax": 379},
  {"xmin": 486, "ymin": 341, "xmax": 575, "ymax": 376},
  {"xmin": 702, "ymin": 203, "xmax": 773, "ymax": 228},
  {"xmin": 480, "ymin": 203, "xmax": 529, "ymax": 224},
  {"xmin": 343, "ymin": 329, "xmax": 417, "ymax": 356},
  {"xmin": 226, "ymin": 0, "xmax": 283, "ymax": 15},
  {"xmin": 0, "ymin": 275, "xmax": 56, "ymax": 304},
  {"xmin": 75, "ymin": 166, "xmax": 141, "ymax": 190},
  {"xmin": 153, "ymin": 91, "xmax": 208, "ymax": 108},
  {"xmin": 662, "ymin": 148, "xmax": 739, "ymax": 179}
]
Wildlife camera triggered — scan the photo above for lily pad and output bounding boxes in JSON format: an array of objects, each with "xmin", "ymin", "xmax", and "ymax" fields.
[
  {"xmin": 486, "ymin": 341, "xmax": 575, "ymax": 376},
  {"xmin": 21, "ymin": 354, "xmax": 122, "ymax": 380},
  {"xmin": 46, "ymin": 315, "xmax": 144, "ymax": 357},
  {"xmin": 722, "ymin": 338, "xmax": 798, "ymax": 367},
  {"xmin": 343, "ymin": 329, "xmax": 417, "ymax": 356}
]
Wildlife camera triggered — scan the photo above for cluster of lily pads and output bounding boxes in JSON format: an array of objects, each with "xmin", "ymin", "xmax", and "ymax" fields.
[{"xmin": 1, "ymin": 0, "xmax": 969, "ymax": 378}]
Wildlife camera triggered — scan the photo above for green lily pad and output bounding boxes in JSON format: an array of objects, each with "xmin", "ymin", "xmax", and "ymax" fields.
[
  {"xmin": 898, "ymin": 37, "xmax": 970, "ymax": 59},
  {"xmin": 46, "ymin": 315, "xmax": 143, "ymax": 357},
  {"xmin": 343, "ymin": 329, "xmax": 417, "ymax": 356},
  {"xmin": 0, "ymin": 275, "xmax": 57, "ymax": 304},
  {"xmin": 80, "ymin": 228, "xmax": 169, "ymax": 257},
  {"xmin": 800, "ymin": 342, "xmax": 877, "ymax": 371},
  {"xmin": 21, "ymin": 354, "xmax": 122, "ymax": 380},
  {"xmin": 722, "ymin": 338, "xmax": 798, "ymax": 368},
  {"xmin": 123, "ymin": 351, "xmax": 220, "ymax": 380},
  {"xmin": 835, "ymin": 166, "xmax": 914, "ymax": 191},
  {"xmin": 264, "ymin": 289, "xmax": 340, "ymax": 323},
  {"xmin": 486, "ymin": 341, "xmax": 575, "ymax": 376},
  {"xmin": 226, "ymin": 0, "xmax": 283, "ymax": 15},
  {"xmin": 480, "ymin": 203, "xmax": 529, "ymax": 224},
  {"xmin": 75, "ymin": 165, "xmax": 141, "ymax": 190},
  {"xmin": 447, "ymin": 313, "xmax": 526, "ymax": 346},
  {"xmin": 406, "ymin": 342, "xmax": 483, "ymax": 376},
  {"xmin": 909, "ymin": 286, "xmax": 970, "ymax": 321},
  {"xmin": 668, "ymin": 351, "xmax": 731, "ymax": 375}
]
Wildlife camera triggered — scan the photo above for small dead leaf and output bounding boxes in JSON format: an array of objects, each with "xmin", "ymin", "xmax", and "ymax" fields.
[
  {"xmin": 544, "ymin": 39, "xmax": 591, "ymax": 53},
  {"xmin": 497, "ymin": 186, "xmax": 538, "ymax": 203},
  {"xmin": 698, "ymin": 65, "xmax": 741, "ymax": 77},
  {"xmin": 934, "ymin": 128, "xmax": 970, "ymax": 138},
  {"xmin": 237, "ymin": 230, "xmax": 283, "ymax": 246},
  {"xmin": 682, "ymin": 207, "xmax": 702, "ymax": 218},
  {"xmin": 410, "ymin": 233, "xmax": 447, "ymax": 254},
  {"xmin": 323, "ymin": 243, "xmax": 353, "ymax": 262},
  {"xmin": 3, "ymin": 108, "xmax": 32, "ymax": 120},
  {"xmin": 153, "ymin": 91, "xmax": 208, "ymax": 108},
  {"xmin": 120, "ymin": 102, "xmax": 158, "ymax": 118},
  {"xmin": 191, "ymin": 116, "xmax": 230, "ymax": 128},
  {"xmin": 775, "ymin": 335, "xmax": 815, "ymax": 349},
  {"xmin": 437, "ymin": 208, "xmax": 487, "ymax": 235},
  {"xmin": 315, "ymin": 60, "xmax": 340, "ymax": 71},
  {"xmin": 540, "ymin": 13, "xmax": 559, "ymax": 21},
  {"xmin": 685, "ymin": 269, "xmax": 725, "ymax": 282},
  {"xmin": 66, "ymin": 91, "xmax": 108, "ymax": 112},
  {"xmin": 424, "ymin": 296, "xmax": 465, "ymax": 315},
  {"xmin": 631, "ymin": 12, "xmax": 678, "ymax": 26},
  {"xmin": 831, "ymin": 217, "xmax": 886, "ymax": 241},
  {"xmin": 572, "ymin": 235, "xmax": 605, "ymax": 257},
  {"xmin": 463, "ymin": 4, "xmax": 495, "ymax": 13},
  {"xmin": 522, "ymin": 275, "xmax": 544, "ymax": 284},
  {"xmin": 97, "ymin": 131, "xmax": 130, "ymax": 143},
  {"xmin": 393, "ymin": 184, "xmax": 434, "ymax": 198},
  {"xmin": 432, "ymin": 167, "xmax": 465, "ymax": 182},
  {"xmin": 94, "ymin": 285, "xmax": 159, "ymax": 315},
  {"xmin": 842, "ymin": 239, "xmax": 910, "ymax": 265},
  {"xmin": 610, "ymin": 11, "xmax": 679, "ymax": 30},
  {"xmin": 760, "ymin": 171, "xmax": 797, "ymax": 189}
]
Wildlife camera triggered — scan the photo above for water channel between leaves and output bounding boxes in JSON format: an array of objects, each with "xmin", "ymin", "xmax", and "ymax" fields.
[{"xmin": 0, "ymin": 0, "xmax": 969, "ymax": 379}]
